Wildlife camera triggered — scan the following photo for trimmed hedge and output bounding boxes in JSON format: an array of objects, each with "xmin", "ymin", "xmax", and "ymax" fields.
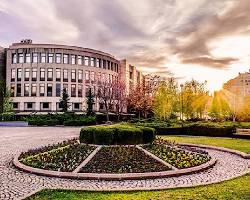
[
  {"xmin": 80, "ymin": 125, "xmax": 155, "ymax": 145},
  {"xmin": 27, "ymin": 113, "xmax": 96, "ymax": 126}
]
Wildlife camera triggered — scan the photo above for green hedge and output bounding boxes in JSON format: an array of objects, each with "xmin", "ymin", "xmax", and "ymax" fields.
[
  {"xmin": 27, "ymin": 113, "xmax": 96, "ymax": 126},
  {"xmin": 80, "ymin": 124, "xmax": 155, "ymax": 145}
]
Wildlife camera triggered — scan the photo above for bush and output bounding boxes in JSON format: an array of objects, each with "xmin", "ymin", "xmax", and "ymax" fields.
[
  {"xmin": 0, "ymin": 113, "xmax": 15, "ymax": 121},
  {"xmin": 137, "ymin": 126, "xmax": 155, "ymax": 143},
  {"xmin": 80, "ymin": 124, "xmax": 155, "ymax": 145}
]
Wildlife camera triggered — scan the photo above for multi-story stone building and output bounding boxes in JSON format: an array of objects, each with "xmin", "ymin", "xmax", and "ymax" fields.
[
  {"xmin": 2, "ymin": 40, "xmax": 143, "ymax": 113},
  {"xmin": 223, "ymin": 70, "xmax": 250, "ymax": 96}
]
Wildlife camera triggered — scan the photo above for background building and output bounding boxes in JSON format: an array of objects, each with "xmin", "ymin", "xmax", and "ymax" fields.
[
  {"xmin": 3, "ymin": 40, "xmax": 143, "ymax": 113},
  {"xmin": 223, "ymin": 70, "xmax": 250, "ymax": 96}
]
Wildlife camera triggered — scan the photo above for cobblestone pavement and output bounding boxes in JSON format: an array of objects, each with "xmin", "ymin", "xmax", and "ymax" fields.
[{"xmin": 0, "ymin": 127, "xmax": 249, "ymax": 200}]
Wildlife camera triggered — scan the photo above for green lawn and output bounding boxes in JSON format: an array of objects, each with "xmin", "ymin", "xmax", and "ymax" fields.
[
  {"xmin": 26, "ymin": 136, "xmax": 250, "ymax": 200},
  {"xmin": 160, "ymin": 136, "xmax": 250, "ymax": 154}
]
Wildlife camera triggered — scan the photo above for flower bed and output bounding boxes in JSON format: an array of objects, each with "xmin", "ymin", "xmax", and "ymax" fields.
[
  {"xmin": 80, "ymin": 146, "xmax": 171, "ymax": 173},
  {"xmin": 143, "ymin": 142, "xmax": 211, "ymax": 169},
  {"xmin": 19, "ymin": 143, "xmax": 95, "ymax": 172}
]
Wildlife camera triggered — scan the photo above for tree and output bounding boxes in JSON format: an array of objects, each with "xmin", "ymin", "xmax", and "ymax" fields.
[
  {"xmin": 59, "ymin": 88, "xmax": 70, "ymax": 112},
  {"xmin": 153, "ymin": 78, "xmax": 179, "ymax": 120},
  {"xmin": 86, "ymin": 87, "xmax": 95, "ymax": 116},
  {"xmin": 209, "ymin": 91, "xmax": 232, "ymax": 121},
  {"xmin": 0, "ymin": 81, "xmax": 13, "ymax": 114},
  {"xmin": 181, "ymin": 80, "xmax": 210, "ymax": 120},
  {"xmin": 97, "ymin": 80, "xmax": 116, "ymax": 121},
  {"xmin": 113, "ymin": 81, "xmax": 127, "ymax": 121}
]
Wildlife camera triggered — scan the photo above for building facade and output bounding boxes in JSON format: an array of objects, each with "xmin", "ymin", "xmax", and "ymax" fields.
[
  {"xmin": 223, "ymin": 70, "xmax": 250, "ymax": 96},
  {"xmin": 3, "ymin": 40, "xmax": 143, "ymax": 113}
]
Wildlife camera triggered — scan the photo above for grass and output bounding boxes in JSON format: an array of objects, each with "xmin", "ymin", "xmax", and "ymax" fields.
[
  {"xmin": 161, "ymin": 135, "xmax": 250, "ymax": 154},
  {"xmin": 26, "ymin": 136, "xmax": 250, "ymax": 200}
]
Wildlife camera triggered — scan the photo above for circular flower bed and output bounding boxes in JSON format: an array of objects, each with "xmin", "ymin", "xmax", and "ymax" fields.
[{"xmin": 15, "ymin": 137, "xmax": 215, "ymax": 180}]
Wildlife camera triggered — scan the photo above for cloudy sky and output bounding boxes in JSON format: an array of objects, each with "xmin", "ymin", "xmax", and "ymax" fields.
[{"xmin": 1, "ymin": 0, "xmax": 250, "ymax": 92}]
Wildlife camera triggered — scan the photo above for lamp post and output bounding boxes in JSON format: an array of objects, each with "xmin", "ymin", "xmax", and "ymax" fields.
[{"xmin": 180, "ymin": 84, "xmax": 184, "ymax": 121}]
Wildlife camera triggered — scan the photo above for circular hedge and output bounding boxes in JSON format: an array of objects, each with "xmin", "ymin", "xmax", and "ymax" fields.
[{"xmin": 80, "ymin": 124, "xmax": 155, "ymax": 145}]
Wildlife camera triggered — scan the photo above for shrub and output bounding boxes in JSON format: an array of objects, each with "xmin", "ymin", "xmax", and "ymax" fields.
[
  {"xmin": 137, "ymin": 126, "xmax": 155, "ymax": 143},
  {"xmin": 0, "ymin": 113, "xmax": 15, "ymax": 121},
  {"xmin": 80, "ymin": 124, "xmax": 155, "ymax": 145}
]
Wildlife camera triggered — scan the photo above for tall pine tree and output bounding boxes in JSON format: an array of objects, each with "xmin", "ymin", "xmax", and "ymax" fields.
[{"xmin": 59, "ymin": 88, "xmax": 70, "ymax": 112}]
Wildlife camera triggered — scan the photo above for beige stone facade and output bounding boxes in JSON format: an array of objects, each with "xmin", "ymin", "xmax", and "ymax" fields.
[
  {"xmin": 223, "ymin": 70, "xmax": 250, "ymax": 96},
  {"xmin": 6, "ymin": 40, "xmax": 123, "ymax": 113}
]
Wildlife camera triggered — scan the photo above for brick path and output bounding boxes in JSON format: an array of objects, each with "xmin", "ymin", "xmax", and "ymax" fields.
[{"xmin": 0, "ymin": 127, "xmax": 249, "ymax": 200}]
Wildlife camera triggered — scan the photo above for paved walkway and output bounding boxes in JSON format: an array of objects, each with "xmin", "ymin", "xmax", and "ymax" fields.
[{"xmin": 0, "ymin": 127, "xmax": 249, "ymax": 200}]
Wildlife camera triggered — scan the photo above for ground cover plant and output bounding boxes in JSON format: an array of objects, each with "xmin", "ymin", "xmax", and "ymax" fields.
[
  {"xmin": 80, "ymin": 146, "xmax": 171, "ymax": 173},
  {"xmin": 19, "ymin": 143, "xmax": 95, "ymax": 172},
  {"xmin": 143, "ymin": 139, "xmax": 211, "ymax": 169}
]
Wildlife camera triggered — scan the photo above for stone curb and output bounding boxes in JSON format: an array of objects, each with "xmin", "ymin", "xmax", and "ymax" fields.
[
  {"xmin": 73, "ymin": 146, "xmax": 102, "ymax": 173},
  {"xmin": 13, "ymin": 151, "xmax": 216, "ymax": 181},
  {"xmin": 179, "ymin": 143, "xmax": 250, "ymax": 159}
]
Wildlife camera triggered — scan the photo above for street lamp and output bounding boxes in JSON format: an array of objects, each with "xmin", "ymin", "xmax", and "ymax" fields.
[{"xmin": 180, "ymin": 84, "xmax": 184, "ymax": 121}]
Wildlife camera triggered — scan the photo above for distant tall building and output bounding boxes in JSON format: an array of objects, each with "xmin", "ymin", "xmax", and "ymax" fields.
[{"xmin": 223, "ymin": 70, "xmax": 250, "ymax": 96}]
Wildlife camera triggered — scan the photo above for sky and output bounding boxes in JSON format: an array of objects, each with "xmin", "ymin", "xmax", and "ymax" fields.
[{"xmin": 1, "ymin": 0, "xmax": 250, "ymax": 92}]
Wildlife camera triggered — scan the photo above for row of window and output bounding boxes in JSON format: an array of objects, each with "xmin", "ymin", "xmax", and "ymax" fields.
[
  {"xmin": 12, "ymin": 52, "xmax": 119, "ymax": 72},
  {"xmin": 11, "ymin": 68, "xmax": 118, "ymax": 83},
  {"xmin": 11, "ymin": 83, "xmax": 84, "ymax": 98},
  {"xmin": 13, "ymin": 102, "xmax": 82, "ymax": 111}
]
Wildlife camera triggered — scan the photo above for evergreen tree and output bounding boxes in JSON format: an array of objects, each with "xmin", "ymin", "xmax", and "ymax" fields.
[
  {"xmin": 59, "ymin": 88, "xmax": 70, "ymax": 112},
  {"xmin": 86, "ymin": 88, "xmax": 95, "ymax": 116}
]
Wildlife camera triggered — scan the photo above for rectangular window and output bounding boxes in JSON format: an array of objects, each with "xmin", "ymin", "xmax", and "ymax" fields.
[
  {"xmin": 11, "ymin": 69, "xmax": 15, "ymax": 82},
  {"xmin": 56, "ymin": 53, "xmax": 61, "ymax": 64},
  {"xmin": 47, "ymin": 83, "xmax": 53, "ymax": 97},
  {"xmin": 63, "ymin": 84, "xmax": 68, "ymax": 92},
  {"xmin": 17, "ymin": 84, "xmax": 21, "ymax": 97},
  {"xmin": 40, "ymin": 68, "xmax": 45, "ymax": 81},
  {"xmin": 71, "ymin": 84, "xmax": 76, "ymax": 97},
  {"xmin": 78, "ymin": 85, "xmax": 82, "ymax": 97},
  {"xmin": 25, "ymin": 68, "xmax": 30, "ymax": 81},
  {"xmin": 32, "ymin": 68, "xmax": 37, "ymax": 81},
  {"xmin": 56, "ymin": 83, "xmax": 61, "ymax": 97},
  {"xmin": 63, "ymin": 54, "xmax": 69, "ymax": 64},
  {"xmin": 11, "ymin": 84, "xmax": 15, "ymax": 97},
  {"xmin": 18, "ymin": 53, "xmax": 24, "ymax": 63},
  {"xmin": 17, "ymin": 68, "xmax": 22, "ymax": 81},
  {"xmin": 63, "ymin": 69, "xmax": 68, "ymax": 82},
  {"xmin": 33, "ymin": 53, "xmax": 38, "ymax": 63},
  {"xmin": 102, "ymin": 73, "xmax": 106, "ymax": 83},
  {"xmin": 26, "ymin": 102, "xmax": 34, "ymax": 109},
  {"xmin": 90, "ymin": 57, "xmax": 95, "ymax": 67},
  {"xmin": 85, "ymin": 71, "xmax": 90, "ymax": 81},
  {"xmin": 31, "ymin": 84, "xmax": 37, "ymax": 96},
  {"xmin": 71, "ymin": 69, "xmax": 76, "ymax": 82},
  {"xmin": 107, "ymin": 61, "xmax": 110, "ymax": 70},
  {"xmin": 78, "ymin": 56, "xmax": 82, "ymax": 65},
  {"xmin": 24, "ymin": 83, "xmax": 29, "ymax": 96},
  {"xmin": 73, "ymin": 103, "xmax": 80, "ymax": 110},
  {"xmin": 56, "ymin": 68, "xmax": 61, "ymax": 82},
  {"xmin": 40, "ymin": 84, "xmax": 45, "ymax": 96},
  {"xmin": 90, "ymin": 71, "xmax": 95, "ymax": 82},
  {"xmin": 42, "ymin": 102, "xmax": 50, "ymax": 109},
  {"xmin": 26, "ymin": 53, "xmax": 31, "ymax": 63},
  {"xmin": 71, "ymin": 55, "xmax": 76, "ymax": 65},
  {"xmin": 111, "ymin": 62, "xmax": 113, "ymax": 71},
  {"xmin": 84, "ymin": 56, "xmax": 89, "ymax": 66},
  {"xmin": 12, "ymin": 53, "xmax": 17, "ymax": 64},
  {"xmin": 103, "ymin": 60, "xmax": 106, "ymax": 69},
  {"xmin": 47, "ymin": 68, "xmax": 53, "ymax": 81},
  {"xmin": 96, "ymin": 58, "xmax": 100, "ymax": 68},
  {"xmin": 48, "ymin": 53, "xmax": 54, "ymax": 63},
  {"xmin": 98, "ymin": 72, "xmax": 101, "ymax": 83},
  {"xmin": 13, "ymin": 102, "xmax": 18, "ymax": 109},
  {"xmin": 40, "ymin": 53, "xmax": 46, "ymax": 63},
  {"xmin": 78, "ymin": 70, "xmax": 83, "ymax": 83}
]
